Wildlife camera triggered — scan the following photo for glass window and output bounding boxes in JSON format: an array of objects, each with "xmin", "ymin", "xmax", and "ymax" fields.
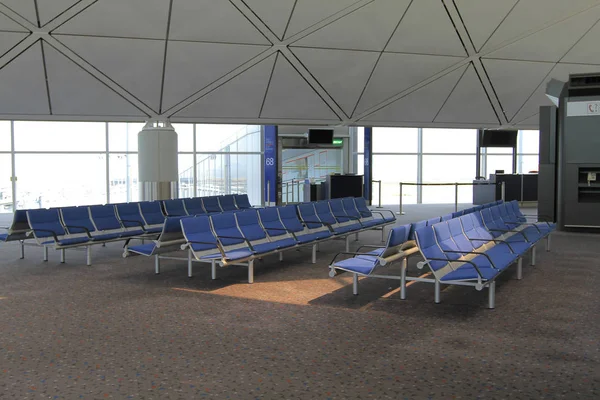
[
  {"xmin": 486, "ymin": 147, "xmax": 513, "ymax": 154},
  {"xmin": 0, "ymin": 121, "xmax": 10, "ymax": 151},
  {"xmin": 357, "ymin": 154, "xmax": 364, "ymax": 176},
  {"xmin": 372, "ymin": 155, "xmax": 418, "ymax": 205},
  {"xmin": 519, "ymin": 130, "xmax": 540, "ymax": 154},
  {"xmin": 486, "ymin": 154, "xmax": 513, "ymax": 176},
  {"xmin": 108, "ymin": 122, "xmax": 143, "ymax": 152},
  {"xmin": 373, "ymin": 127, "xmax": 418, "ymax": 153},
  {"xmin": 15, "ymin": 154, "xmax": 107, "ymax": 209},
  {"xmin": 109, "ymin": 154, "xmax": 138, "ymax": 203},
  {"xmin": 422, "ymin": 155, "xmax": 476, "ymax": 204},
  {"xmin": 423, "ymin": 129, "xmax": 476, "ymax": 153},
  {"xmin": 14, "ymin": 121, "xmax": 106, "ymax": 152},
  {"xmin": 357, "ymin": 127, "xmax": 364, "ymax": 154},
  {"xmin": 518, "ymin": 155, "xmax": 539, "ymax": 174},
  {"xmin": 0, "ymin": 154, "xmax": 12, "ymax": 213},
  {"xmin": 196, "ymin": 124, "xmax": 260, "ymax": 153},
  {"xmin": 196, "ymin": 153, "xmax": 261, "ymax": 205},
  {"xmin": 178, "ymin": 154, "xmax": 194, "ymax": 198},
  {"xmin": 173, "ymin": 123, "xmax": 194, "ymax": 152}
]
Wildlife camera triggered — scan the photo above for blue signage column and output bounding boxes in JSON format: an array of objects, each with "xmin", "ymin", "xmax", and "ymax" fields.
[
  {"xmin": 264, "ymin": 125, "xmax": 278, "ymax": 206},
  {"xmin": 364, "ymin": 127, "xmax": 373, "ymax": 204}
]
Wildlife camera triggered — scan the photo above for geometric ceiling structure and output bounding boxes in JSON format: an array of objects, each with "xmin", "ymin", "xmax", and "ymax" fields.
[{"xmin": 0, "ymin": 0, "xmax": 599, "ymax": 128}]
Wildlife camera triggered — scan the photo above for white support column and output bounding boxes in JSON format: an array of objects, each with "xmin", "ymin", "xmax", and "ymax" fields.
[
  {"xmin": 60, "ymin": 249, "xmax": 65, "ymax": 264},
  {"xmin": 517, "ymin": 258, "xmax": 523, "ymax": 280},
  {"xmin": 546, "ymin": 235, "xmax": 551, "ymax": 252},
  {"xmin": 86, "ymin": 246, "xmax": 91, "ymax": 266},
  {"xmin": 43, "ymin": 247, "xmax": 48, "ymax": 262},
  {"xmin": 400, "ymin": 257, "xmax": 407, "ymax": 300},
  {"xmin": 19, "ymin": 241, "xmax": 24, "ymax": 259},
  {"xmin": 355, "ymin": 232, "xmax": 359, "ymax": 242},
  {"xmin": 211, "ymin": 260, "xmax": 216, "ymax": 280},
  {"xmin": 311, "ymin": 244, "xmax": 317, "ymax": 264},
  {"xmin": 279, "ymin": 252, "xmax": 283, "ymax": 262},
  {"xmin": 434, "ymin": 280, "xmax": 441, "ymax": 304},
  {"xmin": 531, "ymin": 246, "xmax": 537, "ymax": 266},
  {"xmin": 381, "ymin": 227, "xmax": 385, "ymax": 242},
  {"xmin": 353, "ymin": 273, "xmax": 358, "ymax": 295},
  {"xmin": 248, "ymin": 260, "xmax": 254, "ymax": 284},
  {"xmin": 345, "ymin": 236, "xmax": 350, "ymax": 253},
  {"xmin": 155, "ymin": 255, "xmax": 160, "ymax": 274},
  {"xmin": 488, "ymin": 281, "xmax": 496, "ymax": 309},
  {"xmin": 187, "ymin": 249, "xmax": 193, "ymax": 278}
]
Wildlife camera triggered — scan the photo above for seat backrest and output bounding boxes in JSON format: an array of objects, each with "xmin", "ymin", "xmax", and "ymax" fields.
[
  {"xmin": 447, "ymin": 218, "xmax": 474, "ymax": 252},
  {"xmin": 158, "ymin": 216, "xmax": 185, "ymax": 242},
  {"xmin": 353, "ymin": 197, "xmax": 373, "ymax": 218},
  {"xmin": 89, "ymin": 205, "xmax": 122, "ymax": 231},
  {"xmin": 258, "ymin": 207, "xmax": 287, "ymax": 237},
  {"xmin": 235, "ymin": 210, "xmax": 267, "ymax": 241},
  {"xmin": 297, "ymin": 203, "xmax": 322, "ymax": 229},
  {"xmin": 509, "ymin": 200, "xmax": 523, "ymax": 217},
  {"xmin": 164, "ymin": 199, "xmax": 188, "ymax": 216},
  {"xmin": 27, "ymin": 209, "xmax": 67, "ymax": 238},
  {"xmin": 341, "ymin": 198, "xmax": 362, "ymax": 219},
  {"xmin": 426, "ymin": 217, "xmax": 441, "ymax": 226},
  {"xmin": 180, "ymin": 215, "xmax": 218, "ymax": 252},
  {"xmin": 234, "ymin": 194, "xmax": 252, "ymax": 209},
  {"xmin": 183, "ymin": 198, "xmax": 206, "ymax": 215},
  {"xmin": 9, "ymin": 209, "xmax": 31, "ymax": 233},
  {"xmin": 210, "ymin": 212, "xmax": 245, "ymax": 246},
  {"xmin": 432, "ymin": 222, "xmax": 461, "ymax": 260},
  {"xmin": 408, "ymin": 220, "xmax": 427, "ymax": 240},
  {"xmin": 414, "ymin": 226, "xmax": 448, "ymax": 271},
  {"xmin": 60, "ymin": 206, "xmax": 96, "ymax": 235},
  {"xmin": 278, "ymin": 206, "xmax": 305, "ymax": 232},
  {"xmin": 219, "ymin": 195, "xmax": 238, "ymax": 212},
  {"xmin": 314, "ymin": 201, "xmax": 337, "ymax": 225},
  {"xmin": 451, "ymin": 211, "xmax": 463, "ymax": 218},
  {"xmin": 116, "ymin": 203, "xmax": 145, "ymax": 228},
  {"xmin": 441, "ymin": 213, "xmax": 453, "ymax": 221},
  {"xmin": 139, "ymin": 201, "xmax": 165, "ymax": 226},
  {"xmin": 468, "ymin": 212, "xmax": 495, "ymax": 242},
  {"xmin": 329, "ymin": 199, "xmax": 350, "ymax": 222},
  {"xmin": 202, "ymin": 196, "xmax": 223, "ymax": 213}
]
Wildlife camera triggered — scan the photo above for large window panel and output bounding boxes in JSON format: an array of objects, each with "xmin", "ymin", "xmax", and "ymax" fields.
[
  {"xmin": 372, "ymin": 155, "xmax": 418, "ymax": 205},
  {"xmin": 422, "ymin": 155, "xmax": 476, "ymax": 204},
  {"xmin": 423, "ymin": 129, "xmax": 476, "ymax": 153},
  {"xmin": 357, "ymin": 127, "xmax": 364, "ymax": 153},
  {"xmin": 173, "ymin": 123, "xmax": 194, "ymax": 152},
  {"xmin": 373, "ymin": 127, "xmax": 418, "ymax": 153},
  {"xmin": 0, "ymin": 121, "xmax": 10, "ymax": 151},
  {"xmin": 357, "ymin": 154, "xmax": 364, "ymax": 176},
  {"xmin": 196, "ymin": 124, "xmax": 260, "ymax": 153},
  {"xmin": 109, "ymin": 154, "xmax": 138, "ymax": 204},
  {"xmin": 108, "ymin": 122, "xmax": 143, "ymax": 152},
  {"xmin": 486, "ymin": 154, "xmax": 513, "ymax": 176},
  {"xmin": 518, "ymin": 155, "xmax": 539, "ymax": 174},
  {"xmin": 519, "ymin": 130, "xmax": 540, "ymax": 154},
  {"xmin": 196, "ymin": 153, "xmax": 261, "ymax": 205},
  {"xmin": 486, "ymin": 147, "xmax": 513, "ymax": 154},
  {"xmin": 0, "ymin": 154, "xmax": 12, "ymax": 213},
  {"xmin": 16, "ymin": 154, "xmax": 106, "ymax": 209},
  {"xmin": 14, "ymin": 121, "xmax": 106, "ymax": 152},
  {"xmin": 179, "ymin": 154, "xmax": 194, "ymax": 198}
]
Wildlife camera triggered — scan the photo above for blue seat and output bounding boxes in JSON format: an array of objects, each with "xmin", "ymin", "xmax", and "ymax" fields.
[
  {"xmin": 60, "ymin": 206, "xmax": 120, "ymax": 242},
  {"xmin": 408, "ymin": 220, "xmax": 427, "ymax": 241},
  {"xmin": 314, "ymin": 201, "xmax": 360, "ymax": 234},
  {"xmin": 234, "ymin": 194, "xmax": 252, "ymax": 209},
  {"xmin": 441, "ymin": 213, "xmax": 453, "ymax": 221},
  {"xmin": 183, "ymin": 198, "xmax": 206, "ymax": 216},
  {"xmin": 426, "ymin": 217, "xmax": 441, "ymax": 226},
  {"xmin": 505, "ymin": 200, "xmax": 555, "ymax": 232},
  {"xmin": 219, "ymin": 195, "xmax": 238, "ymax": 212},
  {"xmin": 126, "ymin": 216, "xmax": 186, "ymax": 258},
  {"xmin": 278, "ymin": 205, "xmax": 332, "ymax": 243},
  {"xmin": 480, "ymin": 208, "xmax": 540, "ymax": 243},
  {"xmin": 115, "ymin": 203, "xmax": 151, "ymax": 235},
  {"xmin": 183, "ymin": 215, "xmax": 253, "ymax": 262},
  {"xmin": 27, "ymin": 208, "xmax": 90, "ymax": 248},
  {"xmin": 258, "ymin": 207, "xmax": 293, "ymax": 239},
  {"xmin": 235, "ymin": 210, "xmax": 295, "ymax": 252},
  {"xmin": 354, "ymin": 197, "xmax": 396, "ymax": 223},
  {"xmin": 202, "ymin": 196, "xmax": 223, "ymax": 213},
  {"xmin": 461, "ymin": 213, "xmax": 532, "ymax": 255},
  {"xmin": 139, "ymin": 201, "xmax": 166, "ymax": 228},
  {"xmin": 0, "ymin": 209, "xmax": 31, "ymax": 242},
  {"xmin": 164, "ymin": 199, "xmax": 188, "ymax": 217},
  {"xmin": 89, "ymin": 205, "xmax": 126, "ymax": 237},
  {"xmin": 341, "ymin": 198, "xmax": 382, "ymax": 228}
]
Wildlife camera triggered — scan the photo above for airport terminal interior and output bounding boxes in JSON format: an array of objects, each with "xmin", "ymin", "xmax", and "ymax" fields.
[{"xmin": 0, "ymin": 1, "xmax": 599, "ymax": 399}]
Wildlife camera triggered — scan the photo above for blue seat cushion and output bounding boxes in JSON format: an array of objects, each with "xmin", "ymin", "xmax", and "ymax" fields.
[
  {"xmin": 128, "ymin": 243, "xmax": 156, "ymax": 256},
  {"xmin": 252, "ymin": 242, "xmax": 280, "ymax": 253},
  {"xmin": 200, "ymin": 249, "xmax": 254, "ymax": 261},
  {"xmin": 334, "ymin": 257, "xmax": 378, "ymax": 275},
  {"xmin": 272, "ymin": 237, "xmax": 297, "ymax": 249},
  {"xmin": 146, "ymin": 227, "xmax": 163, "ymax": 234},
  {"xmin": 92, "ymin": 233, "xmax": 122, "ymax": 242},
  {"xmin": 296, "ymin": 232, "xmax": 330, "ymax": 243},
  {"xmin": 43, "ymin": 237, "xmax": 90, "ymax": 247},
  {"xmin": 440, "ymin": 265, "xmax": 499, "ymax": 282},
  {"xmin": 332, "ymin": 225, "xmax": 359, "ymax": 234},
  {"xmin": 120, "ymin": 230, "xmax": 146, "ymax": 237},
  {"xmin": 361, "ymin": 220, "xmax": 382, "ymax": 227},
  {"xmin": 0, "ymin": 233, "xmax": 7, "ymax": 241}
]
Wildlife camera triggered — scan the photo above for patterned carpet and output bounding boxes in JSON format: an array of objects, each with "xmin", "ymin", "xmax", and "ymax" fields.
[{"xmin": 0, "ymin": 227, "xmax": 598, "ymax": 399}]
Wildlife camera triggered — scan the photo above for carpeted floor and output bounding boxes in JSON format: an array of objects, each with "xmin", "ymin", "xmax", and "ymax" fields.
[{"xmin": 0, "ymin": 222, "xmax": 598, "ymax": 399}]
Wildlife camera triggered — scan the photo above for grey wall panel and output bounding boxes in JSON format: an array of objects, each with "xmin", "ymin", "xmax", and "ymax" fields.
[
  {"xmin": 564, "ymin": 116, "xmax": 600, "ymax": 164},
  {"xmin": 539, "ymin": 106, "xmax": 556, "ymax": 164},
  {"xmin": 537, "ymin": 164, "xmax": 555, "ymax": 222}
]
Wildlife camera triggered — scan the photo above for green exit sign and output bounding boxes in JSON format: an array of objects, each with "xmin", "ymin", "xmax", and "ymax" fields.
[{"xmin": 332, "ymin": 138, "xmax": 343, "ymax": 146}]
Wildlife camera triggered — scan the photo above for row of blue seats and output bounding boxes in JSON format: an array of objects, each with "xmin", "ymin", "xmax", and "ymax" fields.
[
  {"xmin": 0, "ymin": 194, "xmax": 254, "ymax": 264},
  {"xmin": 125, "ymin": 197, "xmax": 397, "ymax": 282},
  {"xmin": 329, "ymin": 200, "xmax": 554, "ymax": 308}
]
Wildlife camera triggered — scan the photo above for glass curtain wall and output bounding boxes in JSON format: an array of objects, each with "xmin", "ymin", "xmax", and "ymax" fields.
[
  {"xmin": 1, "ymin": 121, "xmax": 262, "ymax": 212},
  {"xmin": 355, "ymin": 128, "xmax": 540, "ymax": 205}
]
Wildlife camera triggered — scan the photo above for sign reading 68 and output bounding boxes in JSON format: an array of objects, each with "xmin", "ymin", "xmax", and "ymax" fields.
[{"xmin": 265, "ymin": 157, "xmax": 275, "ymax": 166}]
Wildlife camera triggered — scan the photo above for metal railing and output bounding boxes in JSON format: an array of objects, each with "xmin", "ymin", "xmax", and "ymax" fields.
[{"xmin": 397, "ymin": 181, "xmax": 500, "ymax": 215}]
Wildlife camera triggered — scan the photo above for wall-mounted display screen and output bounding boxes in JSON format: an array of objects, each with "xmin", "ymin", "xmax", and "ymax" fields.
[
  {"xmin": 308, "ymin": 129, "xmax": 334, "ymax": 144},
  {"xmin": 480, "ymin": 130, "xmax": 518, "ymax": 147}
]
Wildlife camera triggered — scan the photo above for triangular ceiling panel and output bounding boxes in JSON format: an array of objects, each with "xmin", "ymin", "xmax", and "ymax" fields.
[
  {"xmin": 57, "ymin": 35, "xmax": 164, "ymax": 112},
  {"xmin": 355, "ymin": 53, "xmax": 463, "ymax": 116},
  {"xmin": 563, "ymin": 20, "xmax": 600, "ymax": 64},
  {"xmin": 482, "ymin": 0, "xmax": 600, "ymax": 52},
  {"xmin": 0, "ymin": 41, "xmax": 49, "ymax": 114},
  {"xmin": 174, "ymin": 54, "xmax": 277, "ymax": 119},
  {"xmin": 386, "ymin": 0, "xmax": 466, "ymax": 56},
  {"xmin": 293, "ymin": 0, "xmax": 410, "ymax": 51},
  {"xmin": 169, "ymin": 0, "xmax": 269, "ymax": 45},
  {"xmin": 454, "ymin": 0, "xmax": 519, "ymax": 51},
  {"xmin": 483, "ymin": 59, "xmax": 554, "ymax": 121},
  {"xmin": 53, "ymin": 0, "xmax": 170, "ymax": 39},
  {"xmin": 486, "ymin": 8, "xmax": 600, "ymax": 62},
  {"xmin": 434, "ymin": 64, "xmax": 498, "ymax": 124},
  {"xmin": 514, "ymin": 114, "xmax": 540, "ymax": 127},
  {"xmin": 261, "ymin": 53, "xmax": 339, "ymax": 120},
  {"xmin": 285, "ymin": 0, "xmax": 359, "ymax": 39},
  {"xmin": 37, "ymin": 0, "xmax": 80, "ymax": 27},
  {"xmin": 0, "ymin": 31, "xmax": 29, "ymax": 57},
  {"xmin": 291, "ymin": 47, "xmax": 379, "ymax": 117},
  {"xmin": 512, "ymin": 63, "xmax": 600, "ymax": 125},
  {"xmin": 44, "ymin": 42, "xmax": 146, "ymax": 117},
  {"xmin": 0, "ymin": 0, "xmax": 37, "ymax": 26},
  {"xmin": 361, "ymin": 65, "xmax": 468, "ymax": 123},
  {"xmin": 162, "ymin": 41, "xmax": 268, "ymax": 111},
  {"xmin": 0, "ymin": 8, "xmax": 30, "ymax": 32},
  {"xmin": 243, "ymin": 0, "xmax": 296, "ymax": 40}
]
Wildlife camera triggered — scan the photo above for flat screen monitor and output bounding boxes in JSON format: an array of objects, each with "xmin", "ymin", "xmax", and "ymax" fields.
[
  {"xmin": 308, "ymin": 129, "xmax": 334, "ymax": 144},
  {"xmin": 480, "ymin": 130, "xmax": 518, "ymax": 148}
]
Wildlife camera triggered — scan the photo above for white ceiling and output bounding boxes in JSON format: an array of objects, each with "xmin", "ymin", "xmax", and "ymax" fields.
[{"xmin": 0, "ymin": 0, "xmax": 600, "ymax": 128}]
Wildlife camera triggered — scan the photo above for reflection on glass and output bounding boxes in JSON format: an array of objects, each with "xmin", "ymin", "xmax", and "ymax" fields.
[
  {"xmin": 173, "ymin": 123, "xmax": 194, "ymax": 152},
  {"xmin": 0, "ymin": 121, "xmax": 10, "ymax": 151},
  {"xmin": 519, "ymin": 130, "xmax": 540, "ymax": 154},
  {"xmin": 423, "ymin": 129, "xmax": 476, "ymax": 153},
  {"xmin": 196, "ymin": 125, "xmax": 260, "ymax": 152},
  {"xmin": 16, "ymin": 154, "xmax": 107, "ymax": 209},
  {"xmin": 14, "ymin": 121, "xmax": 106, "ymax": 152},
  {"xmin": 0, "ymin": 154, "xmax": 12, "ymax": 213},
  {"xmin": 373, "ymin": 155, "xmax": 418, "ymax": 205},
  {"xmin": 108, "ymin": 122, "xmax": 143, "ymax": 152},
  {"xmin": 373, "ymin": 127, "xmax": 418, "ymax": 153},
  {"xmin": 196, "ymin": 154, "xmax": 260, "ymax": 205},
  {"xmin": 486, "ymin": 154, "xmax": 513, "ymax": 176},
  {"xmin": 178, "ymin": 154, "xmax": 194, "ymax": 198},
  {"xmin": 422, "ymin": 155, "xmax": 476, "ymax": 204},
  {"xmin": 109, "ymin": 154, "xmax": 138, "ymax": 204}
]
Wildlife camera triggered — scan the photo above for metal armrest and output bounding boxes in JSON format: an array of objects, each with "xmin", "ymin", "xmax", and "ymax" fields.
[
  {"xmin": 441, "ymin": 250, "xmax": 497, "ymax": 269},
  {"xmin": 187, "ymin": 239, "xmax": 226, "ymax": 258},
  {"xmin": 29, "ymin": 228, "xmax": 61, "ymax": 243},
  {"xmin": 466, "ymin": 237, "xmax": 515, "ymax": 253},
  {"xmin": 333, "ymin": 214, "xmax": 363, "ymax": 224},
  {"xmin": 356, "ymin": 244, "xmax": 385, "ymax": 252},
  {"xmin": 216, "ymin": 235, "xmax": 256, "ymax": 252},
  {"xmin": 329, "ymin": 251, "xmax": 386, "ymax": 266},
  {"xmin": 63, "ymin": 224, "xmax": 93, "ymax": 239},
  {"xmin": 263, "ymin": 226, "xmax": 298, "ymax": 241},
  {"xmin": 420, "ymin": 257, "xmax": 485, "ymax": 279},
  {"xmin": 503, "ymin": 219, "xmax": 542, "ymax": 234},
  {"xmin": 119, "ymin": 219, "xmax": 147, "ymax": 232},
  {"xmin": 488, "ymin": 228, "xmax": 529, "ymax": 242},
  {"xmin": 300, "ymin": 219, "xmax": 333, "ymax": 231}
]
